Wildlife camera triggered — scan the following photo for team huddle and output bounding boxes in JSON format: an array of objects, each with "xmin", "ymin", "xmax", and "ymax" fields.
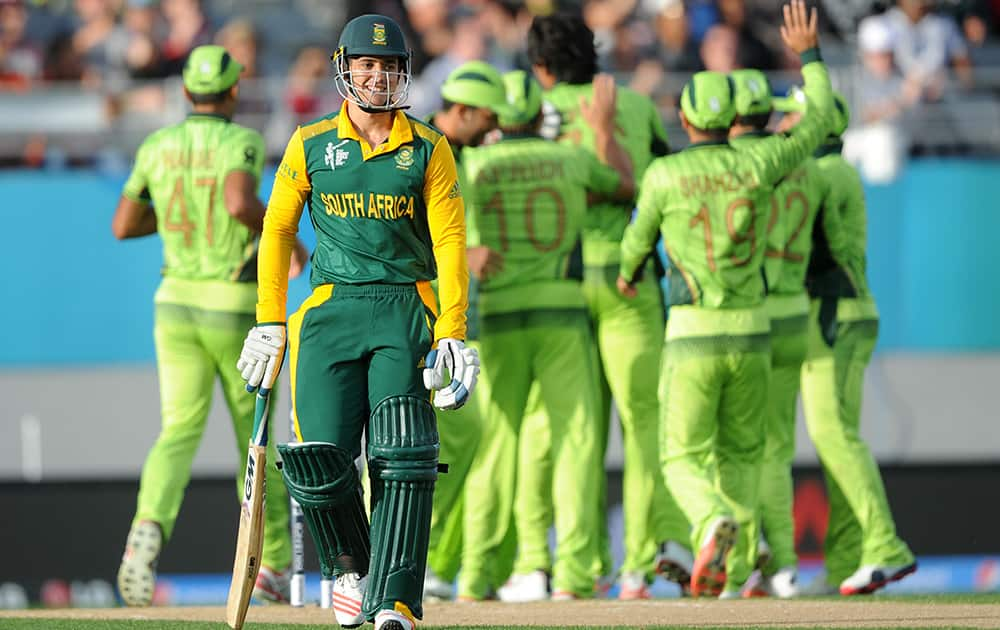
[{"xmin": 110, "ymin": 2, "xmax": 916, "ymax": 629}]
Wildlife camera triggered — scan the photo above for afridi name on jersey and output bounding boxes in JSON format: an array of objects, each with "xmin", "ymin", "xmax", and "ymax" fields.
[{"xmin": 259, "ymin": 105, "xmax": 468, "ymax": 341}]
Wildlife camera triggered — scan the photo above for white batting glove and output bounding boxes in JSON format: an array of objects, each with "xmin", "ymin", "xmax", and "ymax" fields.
[
  {"xmin": 237, "ymin": 323, "xmax": 287, "ymax": 392},
  {"xmin": 422, "ymin": 338, "xmax": 480, "ymax": 410}
]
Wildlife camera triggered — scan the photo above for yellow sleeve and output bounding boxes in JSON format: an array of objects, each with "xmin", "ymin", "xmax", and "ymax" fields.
[
  {"xmin": 256, "ymin": 128, "xmax": 310, "ymax": 323},
  {"xmin": 424, "ymin": 135, "xmax": 468, "ymax": 342}
]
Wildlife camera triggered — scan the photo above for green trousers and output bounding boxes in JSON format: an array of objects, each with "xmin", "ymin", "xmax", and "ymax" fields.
[
  {"xmin": 287, "ymin": 283, "xmax": 436, "ymax": 616},
  {"xmin": 660, "ymin": 306, "xmax": 770, "ymax": 591},
  {"xmin": 510, "ymin": 386, "xmax": 555, "ymax": 576},
  {"xmin": 800, "ymin": 298, "xmax": 914, "ymax": 585},
  {"xmin": 135, "ymin": 279, "xmax": 290, "ymax": 571},
  {"xmin": 758, "ymin": 294, "xmax": 809, "ymax": 575},
  {"xmin": 583, "ymin": 266, "xmax": 687, "ymax": 578},
  {"xmin": 460, "ymin": 308, "xmax": 602, "ymax": 598}
]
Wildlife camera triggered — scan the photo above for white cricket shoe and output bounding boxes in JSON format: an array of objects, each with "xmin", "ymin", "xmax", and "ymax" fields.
[
  {"xmin": 117, "ymin": 520, "xmax": 162, "ymax": 607},
  {"xmin": 332, "ymin": 572, "xmax": 367, "ymax": 628},
  {"xmin": 840, "ymin": 562, "xmax": 917, "ymax": 595},
  {"xmin": 745, "ymin": 566, "xmax": 798, "ymax": 598},
  {"xmin": 374, "ymin": 607, "xmax": 415, "ymax": 630},
  {"xmin": 253, "ymin": 565, "xmax": 290, "ymax": 604},
  {"xmin": 617, "ymin": 571, "xmax": 651, "ymax": 600},
  {"xmin": 796, "ymin": 570, "xmax": 839, "ymax": 596},
  {"xmin": 498, "ymin": 570, "xmax": 549, "ymax": 603},
  {"xmin": 423, "ymin": 567, "xmax": 453, "ymax": 602},
  {"xmin": 655, "ymin": 540, "xmax": 694, "ymax": 588}
]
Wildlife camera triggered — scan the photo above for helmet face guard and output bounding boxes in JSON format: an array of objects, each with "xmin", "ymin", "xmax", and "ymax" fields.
[{"xmin": 332, "ymin": 48, "xmax": 411, "ymax": 112}]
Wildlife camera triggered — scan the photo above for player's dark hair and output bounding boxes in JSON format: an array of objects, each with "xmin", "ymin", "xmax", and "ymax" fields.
[
  {"xmin": 527, "ymin": 14, "xmax": 598, "ymax": 85},
  {"xmin": 734, "ymin": 112, "xmax": 772, "ymax": 130},
  {"xmin": 188, "ymin": 88, "xmax": 232, "ymax": 105},
  {"xmin": 500, "ymin": 111, "xmax": 543, "ymax": 136},
  {"xmin": 689, "ymin": 126, "xmax": 730, "ymax": 142}
]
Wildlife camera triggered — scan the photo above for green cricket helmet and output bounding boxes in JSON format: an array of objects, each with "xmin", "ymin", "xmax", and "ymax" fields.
[
  {"xmin": 332, "ymin": 14, "xmax": 411, "ymax": 111},
  {"xmin": 773, "ymin": 86, "xmax": 851, "ymax": 136},
  {"xmin": 499, "ymin": 70, "xmax": 543, "ymax": 127},
  {"xmin": 440, "ymin": 61, "xmax": 516, "ymax": 120},
  {"xmin": 729, "ymin": 68, "xmax": 773, "ymax": 117},
  {"xmin": 680, "ymin": 71, "xmax": 736, "ymax": 130},
  {"xmin": 183, "ymin": 45, "xmax": 243, "ymax": 95}
]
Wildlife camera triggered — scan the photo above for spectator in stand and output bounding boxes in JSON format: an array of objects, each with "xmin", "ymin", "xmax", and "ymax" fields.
[
  {"xmin": 284, "ymin": 45, "xmax": 340, "ymax": 126},
  {"xmin": 882, "ymin": 0, "xmax": 973, "ymax": 99},
  {"xmin": 700, "ymin": 23, "xmax": 740, "ymax": 72},
  {"xmin": 0, "ymin": 0, "xmax": 42, "ymax": 85},
  {"xmin": 716, "ymin": 0, "xmax": 779, "ymax": 69},
  {"xmin": 159, "ymin": 0, "xmax": 212, "ymax": 76},
  {"xmin": 72, "ymin": 0, "xmax": 127, "ymax": 87},
  {"xmin": 214, "ymin": 17, "xmax": 271, "ymax": 121},
  {"xmin": 119, "ymin": 0, "xmax": 166, "ymax": 81},
  {"xmin": 629, "ymin": 0, "xmax": 702, "ymax": 100}
]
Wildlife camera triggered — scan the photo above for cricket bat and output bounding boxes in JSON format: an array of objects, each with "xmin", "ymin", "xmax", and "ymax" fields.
[{"xmin": 226, "ymin": 387, "xmax": 272, "ymax": 629}]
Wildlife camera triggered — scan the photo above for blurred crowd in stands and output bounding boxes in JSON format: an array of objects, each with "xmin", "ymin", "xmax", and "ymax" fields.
[{"xmin": 1, "ymin": 0, "xmax": 998, "ymax": 175}]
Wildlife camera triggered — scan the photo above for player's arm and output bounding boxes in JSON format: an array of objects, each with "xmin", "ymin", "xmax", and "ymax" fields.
[
  {"xmin": 220, "ymin": 130, "xmax": 268, "ymax": 232},
  {"xmin": 579, "ymin": 74, "xmax": 634, "ymax": 198},
  {"xmin": 618, "ymin": 162, "xmax": 665, "ymax": 295},
  {"xmin": 649, "ymin": 98, "xmax": 670, "ymax": 158},
  {"xmin": 752, "ymin": 0, "xmax": 834, "ymax": 186},
  {"xmin": 584, "ymin": 152, "xmax": 632, "ymax": 202},
  {"xmin": 256, "ymin": 128, "xmax": 309, "ymax": 324},
  {"xmin": 112, "ymin": 140, "xmax": 157, "ymax": 239},
  {"xmin": 424, "ymin": 134, "xmax": 469, "ymax": 342}
]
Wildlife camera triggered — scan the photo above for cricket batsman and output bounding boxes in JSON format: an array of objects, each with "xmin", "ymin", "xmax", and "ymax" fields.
[{"xmin": 236, "ymin": 14, "xmax": 477, "ymax": 630}]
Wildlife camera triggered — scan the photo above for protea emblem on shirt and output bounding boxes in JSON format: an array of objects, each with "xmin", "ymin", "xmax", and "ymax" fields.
[{"xmin": 395, "ymin": 146, "xmax": 414, "ymax": 170}]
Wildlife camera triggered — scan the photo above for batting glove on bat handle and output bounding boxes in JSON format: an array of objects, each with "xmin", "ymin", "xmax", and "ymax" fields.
[{"xmin": 237, "ymin": 323, "xmax": 287, "ymax": 393}]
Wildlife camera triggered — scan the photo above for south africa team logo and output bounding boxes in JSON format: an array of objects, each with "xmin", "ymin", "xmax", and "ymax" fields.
[
  {"xmin": 373, "ymin": 23, "xmax": 387, "ymax": 46},
  {"xmin": 395, "ymin": 146, "xmax": 414, "ymax": 170}
]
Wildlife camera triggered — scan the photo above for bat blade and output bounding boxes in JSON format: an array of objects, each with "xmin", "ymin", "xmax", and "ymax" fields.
[{"xmin": 225, "ymin": 442, "xmax": 267, "ymax": 629}]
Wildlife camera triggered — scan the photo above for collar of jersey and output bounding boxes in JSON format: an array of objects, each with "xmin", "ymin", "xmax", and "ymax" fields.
[
  {"xmin": 814, "ymin": 138, "xmax": 843, "ymax": 158},
  {"xmin": 336, "ymin": 103, "xmax": 414, "ymax": 161},
  {"xmin": 186, "ymin": 112, "xmax": 231, "ymax": 123},
  {"xmin": 684, "ymin": 139, "xmax": 730, "ymax": 150},
  {"xmin": 735, "ymin": 130, "xmax": 771, "ymax": 139}
]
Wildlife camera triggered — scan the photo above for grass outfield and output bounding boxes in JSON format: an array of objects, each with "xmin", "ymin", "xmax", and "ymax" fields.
[{"xmin": 3, "ymin": 626, "xmax": 1000, "ymax": 630}]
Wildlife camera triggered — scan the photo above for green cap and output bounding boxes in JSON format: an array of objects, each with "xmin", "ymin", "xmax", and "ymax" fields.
[
  {"xmin": 499, "ymin": 70, "xmax": 543, "ymax": 127},
  {"xmin": 773, "ymin": 86, "xmax": 851, "ymax": 136},
  {"xmin": 440, "ymin": 61, "xmax": 515, "ymax": 119},
  {"xmin": 730, "ymin": 69, "xmax": 772, "ymax": 117},
  {"xmin": 182, "ymin": 45, "xmax": 243, "ymax": 95},
  {"xmin": 335, "ymin": 14, "xmax": 409, "ymax": 60},
  {"xmin": 680, "ymin": 71, "xmax": 735, "ymax": 130}
]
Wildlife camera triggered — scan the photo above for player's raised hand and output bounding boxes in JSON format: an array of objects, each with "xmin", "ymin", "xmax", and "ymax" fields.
[
  {"xmin": 579, "ymin": 73, "xmax": 618, "ymax": 133},
  {"xmin": 780, "ymin": 0, "xmax": 818, "ymax": 55}
]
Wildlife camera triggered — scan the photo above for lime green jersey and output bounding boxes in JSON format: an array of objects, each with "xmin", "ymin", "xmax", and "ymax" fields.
[
  {"xmin": 730, "ymin": 131, "xmax": 827, "ymax": 296},
  {"xmin": 807, "ymin": 141, "xmax": 871, "ymax": 299},
  {"xmin": 122, "ymin": 112, "xmax": 265, "ymax": 282},
  {"xmin": 463, "ymin": 134, "xmax": 621, "ymax": 315},
  {"xmin": 542, "ymin": 84, "xmax": 669, "ymax": 266},
  {"xmin": 620, "ymin": 59, "xmax": 835, "ymax": 310}
]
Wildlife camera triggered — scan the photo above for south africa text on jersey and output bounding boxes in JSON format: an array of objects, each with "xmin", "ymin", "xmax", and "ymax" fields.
[{"xmin": 319, "ymin": 192, "xmax": 416, "ymax": 220}]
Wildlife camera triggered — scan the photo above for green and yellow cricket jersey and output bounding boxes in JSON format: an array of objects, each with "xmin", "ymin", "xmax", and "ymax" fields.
[
  {"xmin": 620, "ymin": 58, "xmax": 835, "ymax": 335},
  {"xmin": 729, "ymin": 131, "xmax": 826, "ymax": 296},
  {"xmin": 542, "ymin": 85, "xmax": 669, "ymax": 267},
  {"xmin": 259, "ymin": 104, "xmax": 469, "ymax": 342},
  {"xmin": 121, "ymin": 113, "xmax": 265, "ymax": 284},
  {"xmin": 808, "ymin": 140, "xmax": 874, "ymax": 304},
  {"xmin": 462, "ymin": 134, "xmax": 621, "ymax": 315}
]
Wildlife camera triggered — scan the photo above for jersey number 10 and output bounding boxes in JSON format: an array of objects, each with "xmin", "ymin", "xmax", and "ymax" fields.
[{"xmin": 482, "ymin": 187, "xmax": 566, "ymax": 253}]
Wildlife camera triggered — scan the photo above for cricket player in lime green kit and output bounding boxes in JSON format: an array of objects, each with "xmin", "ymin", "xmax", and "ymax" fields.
[
  {"xmin": 423, "ymin": 61, "xmax": 514, "ymax": 600},
  {"xmin": 618, "ymin": 0, "xmax": 835, "ymax": 598},
  {"xmin": 773, "ymin": 90, "xmax": 917, "ymax": 597},
  {"xmin": 728, "ymin": 69, "xmax": 825, "ymax": 598},
  {"xmin": 459, "ymin": 69, "xmax": 635, "ymax": 601},
  {"xmin": 112, "ymin": 44, "xmax": 306, "ymax": 607},
  {"xmin": 526, "ymin": 13, "xmax": 689, "ymax": 598},
  {"xmin": 235, "ymin": 15, "xmax": 477, "ymax": 630}
]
